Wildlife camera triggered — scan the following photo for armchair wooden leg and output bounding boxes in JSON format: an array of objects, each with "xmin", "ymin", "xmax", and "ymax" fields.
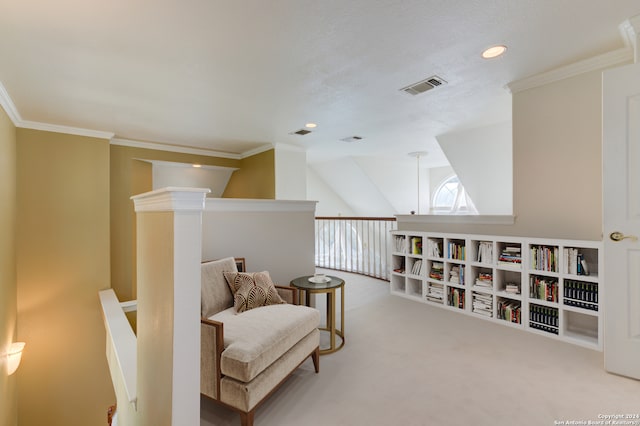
[
  {"xmin": 312, "ymin": 347, "xmax": 320, "ymax": 373},
  {"xmin": 240, "ymin": 410, "xmax": 255, "ymax": 426}
]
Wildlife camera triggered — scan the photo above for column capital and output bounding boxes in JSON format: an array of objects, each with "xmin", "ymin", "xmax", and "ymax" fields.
[{"xmin": 131, "ymin": 187, "xmax": 210, "ymax": 212}]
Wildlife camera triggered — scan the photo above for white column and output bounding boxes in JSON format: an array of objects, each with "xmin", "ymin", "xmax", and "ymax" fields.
[
  {"xmin": 131, "ymin": 187, "xmax": 209, "ymax": 426},
  {"xmin": 274, "ymin": 143, "xmax": 307, "ymax": 200}
]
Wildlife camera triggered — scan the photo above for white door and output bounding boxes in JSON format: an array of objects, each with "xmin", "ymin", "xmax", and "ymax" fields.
[{"xmin": 603, "ymin": 61, "xmax": 640, "ymax": 379}]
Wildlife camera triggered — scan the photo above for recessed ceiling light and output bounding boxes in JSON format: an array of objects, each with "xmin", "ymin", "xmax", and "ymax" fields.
[
  {"xmin": 482, "ymin": 45, "xmax": 507, "ymax": 59},
  {"xmin": 192, "ymin": 164, "xmax": 202, "ymax": 168},
  {"xmin": 305, "ymin": 122, "xmax": 317, "ymax": 128}
]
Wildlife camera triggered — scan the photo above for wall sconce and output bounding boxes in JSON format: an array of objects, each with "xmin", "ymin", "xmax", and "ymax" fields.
[{"xmin": 5, "ymin": 342, "xmax": 25, "ymax": 375}]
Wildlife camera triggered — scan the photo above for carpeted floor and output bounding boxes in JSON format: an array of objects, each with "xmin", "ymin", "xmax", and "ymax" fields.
[{"xmin": 201, "ymin": 270, "xmax": 639, "ymax": 426}]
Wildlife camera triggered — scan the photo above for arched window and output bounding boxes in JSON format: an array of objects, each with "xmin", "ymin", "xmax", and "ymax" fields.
[{"xmin": 432, "ymin": 175, "xmax": 477, "ymax": 214}]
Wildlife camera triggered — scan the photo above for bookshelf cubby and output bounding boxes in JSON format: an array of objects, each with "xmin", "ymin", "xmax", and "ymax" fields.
[{"xmin": 390, "ymin": 231, "xmax": 603, "ymax": 350}]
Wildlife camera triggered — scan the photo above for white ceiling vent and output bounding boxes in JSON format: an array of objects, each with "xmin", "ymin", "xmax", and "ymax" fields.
[
  {"xmin": 400, "ymin": 75, "xmax": 447, "ymax": 95},
  {"xmin": 290, "ymin": 129, "xmax": 312, "ymax": 136},
  {"xmin": 340, "ymin": 136, "xmax": 364, "ymax": 143}
]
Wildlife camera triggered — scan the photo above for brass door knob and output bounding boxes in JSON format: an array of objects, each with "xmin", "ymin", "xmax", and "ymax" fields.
[{"xmin": 609, "ymin": 231, "xmax": 638, "ymax": 242}]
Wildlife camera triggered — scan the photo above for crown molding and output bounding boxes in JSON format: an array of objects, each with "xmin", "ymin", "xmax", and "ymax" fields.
[
  {"xmin": 111, "ymin": 137, "xmax": 242, "ymax": 159},
  {"xmin": 0, "ymin": 80, "xmax": 114, "ymax": 139},
  {"xmin": 240, "ymin": 143, "xmax": 274, "ymax": 159},
  {"xmin": 507, "ymin": 47, "xmax": 633, "ymax": 93},
  {"xmin": 620, "ymin": 14, "xmax": 640, "ymax": 62},
  {"xmin": 0, "ymin": 81, "xmax": 22, "ymax": 125},
  {"xmin": 19, "ymin": 120, "xmax": 114, "ymax": 140}
]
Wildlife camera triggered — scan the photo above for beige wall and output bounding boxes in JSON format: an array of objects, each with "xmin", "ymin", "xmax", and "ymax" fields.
[
  {"xmin": 223, "ymin": 149, "xmax": 275, "ymax": 199},
  {"xmin": 110, "ymin": 145, "xmax": 276, "ymax": 302},
  {"xmin": 401, "ymin": 68, "xmax": 607, "ymax": 241},
  {"xmin": 110, "ymin": 145, "xmax": 240, "ymax": 301},
  {"xmin": 0, "ymin": 107, "xmax": 17, "ymax": 426},
  {"xmin": 16, "ymin": 129, "xmax": 114, "ymax": 426}
]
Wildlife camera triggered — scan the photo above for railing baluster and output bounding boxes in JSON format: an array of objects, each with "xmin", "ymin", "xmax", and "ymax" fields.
[{"xmin": 314, "ymin": 217, "xmax": 397, "ymax": 281}]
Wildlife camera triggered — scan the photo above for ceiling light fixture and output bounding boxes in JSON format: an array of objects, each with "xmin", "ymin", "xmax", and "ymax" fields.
[
  {"xmin": 192, "ymin": 164, "xmax": 202, "ymax": 168},
  {"xmin": 305, "ymin": 122, "xmax": 317, "ymax": 129},
  {"xmin": 482, "ymin": 45, "xmax": 507, "ymax": 59}
]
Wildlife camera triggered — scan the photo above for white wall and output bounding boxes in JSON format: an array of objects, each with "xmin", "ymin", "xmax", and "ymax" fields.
[
  {"xmin": 308, "ymin": 157, "xmax": 396, "ymax": 216},
  {"xmin": 202, "ymin": 199, "xmax": 317, "ymax": 284},
  {"xmin": 275, "ymin": 144, "xmax": 307, "ymax": 200},
  {"xmin": 436, "ymin": 121, "xmax": 513, "ymax": 215},
  {"xmin": 355, "ymin": 156, "xmax": 428, "ymax": 215},
  {"xmin": 151, "ymin": 160, "xmax": 237, "ymax": 197},
  {"xmin": 307, "ymin": 166, "xmax": 356, "ymax": 217}
]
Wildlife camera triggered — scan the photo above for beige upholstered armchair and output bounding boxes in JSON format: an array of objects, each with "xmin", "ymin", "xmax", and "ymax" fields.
[{"xmin": 200, "ymin": 257, "xmax": 320, "ymax": 426}]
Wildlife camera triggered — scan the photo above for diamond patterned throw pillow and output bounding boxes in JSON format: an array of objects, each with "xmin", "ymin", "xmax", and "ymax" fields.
[{"xmin": 223, "ymin": 271, "xmax": 285, "ymax": 313}]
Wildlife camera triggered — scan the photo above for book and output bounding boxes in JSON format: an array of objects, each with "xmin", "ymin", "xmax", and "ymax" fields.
[
  {"xmin": 394, "ymin": 235, "xmax": 407, "ymax": 253},
  {"xmin": 426, "ymin": 239, "xmax": 442, "ymax": 258},
  {"xmin": 410, "ymin": 259, "xmax": 423, "ymax": 275},
  {"xmin": 411, "ymin": 237, "xmax": 422, "ymax": 255},
  {"xmin": 476, "ymin": 241, "xmax": 493, "ymax": 263}
]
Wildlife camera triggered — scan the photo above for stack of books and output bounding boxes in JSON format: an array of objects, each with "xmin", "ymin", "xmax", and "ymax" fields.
[
  {"xmin": 426, "ymin": 283, "xmax": 444, "ymax": 302},
  {"xmin": 498, "ymin": 245, "xmax": 522, "ymax": 265},
  {"xmin": 472, "ymin": 292, "xmax": 493, "ymax": 317},
  {"xmin": 448, "ymin": 265, "xmax": 464, "ymax": 285},
  {"xmin": 429, "ymin": 262, "xmax": 444, "ymax": 281},
  {"xmin": 504, "ymin": 282, "xmax": 520, "ymax": 295},
  {"xmin": 474, "ymin": 272, "xmax": 493, "ymax": 289}
]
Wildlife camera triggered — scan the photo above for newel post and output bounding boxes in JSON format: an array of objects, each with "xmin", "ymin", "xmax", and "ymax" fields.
[{"xmin": 131, "ymin": 187, "xmax": 210, "ymax": 426}]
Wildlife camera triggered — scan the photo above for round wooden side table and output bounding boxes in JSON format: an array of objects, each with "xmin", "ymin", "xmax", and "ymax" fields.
[{"xmin": 290, "ymin": 275, "xmax": 345, "ymax": 355}]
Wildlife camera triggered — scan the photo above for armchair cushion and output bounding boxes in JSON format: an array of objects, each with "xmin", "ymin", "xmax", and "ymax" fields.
[
  {"xmin": 201, "ymin": 257, "xmax": 237, "ymax": 318},
  {"xmin": 224, "ymin": 271, "xmax": 285, "ymax": 313},
  {"xmin": 209, "ymin": 304, "xmax": 320, "ymax": 382}
]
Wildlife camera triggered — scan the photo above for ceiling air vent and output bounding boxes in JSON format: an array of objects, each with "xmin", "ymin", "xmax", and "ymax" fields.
[
  {"xmin": 290, "ymin": 129, "xmax": 312, "ymax": 136},
  {"xmin": 400, "ymin": 75, "xmax": 447, "ymax": 96},
  {"xmin": 340, "ymin": 136, "xmax": 364, "ymax": 143}
]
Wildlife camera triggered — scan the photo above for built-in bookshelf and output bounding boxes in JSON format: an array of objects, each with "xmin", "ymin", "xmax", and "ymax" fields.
[{"xmin": 390, "ymin": 232, "xmax": 603, "ymax": 350}]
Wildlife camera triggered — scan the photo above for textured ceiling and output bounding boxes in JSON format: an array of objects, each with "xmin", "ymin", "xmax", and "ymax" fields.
[{"xmin": 0, "ymin": 1, "xmax": 638, "ymax": 167}]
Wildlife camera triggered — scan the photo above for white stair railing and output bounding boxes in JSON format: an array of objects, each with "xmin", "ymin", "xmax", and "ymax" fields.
[{"xmin": 315, "ymin": 217, "xmax": 397, "ymax": 280}]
